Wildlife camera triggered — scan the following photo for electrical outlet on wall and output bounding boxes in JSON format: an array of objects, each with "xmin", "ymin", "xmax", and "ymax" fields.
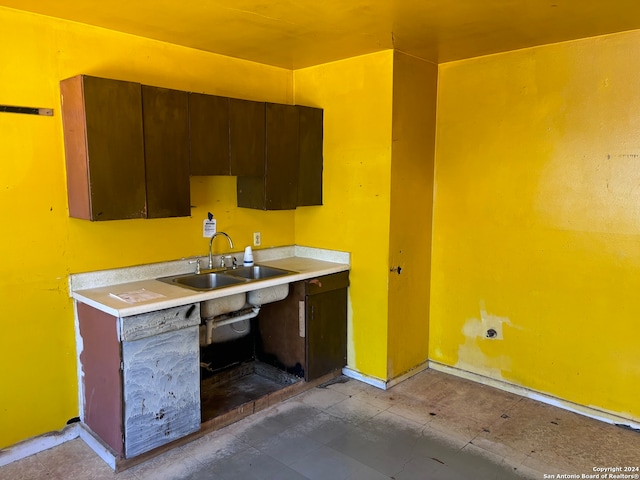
[{"xmin": 253, "ymin": 232, "xmax": 261, "ymax": 247}]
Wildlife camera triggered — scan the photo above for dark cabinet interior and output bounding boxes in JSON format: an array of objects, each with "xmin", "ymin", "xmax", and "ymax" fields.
[
  {"xmin": 256, "ymin": 271, "xmax": 349, "ymax": 381},
  {"xmin": 255, "ymin": 281, "xmax": 307, "ymax": 376},
  {"xmin": 60, "ymin": 75, "xmax": 147, "ymax": 221},
  {"xmin": 142, "ymin": 86, "xmax": 191, "ymax": 218},
  {"xmin": 199, "ymin": 270, "xmax": 348, "ymax": 425},
  {"xmin": 189, "ymin": 93, "xmax": 230, "ymax": 175},
  {"xmin": 237, "ymin": 103, "xmax": 299, "ymax": 210}
]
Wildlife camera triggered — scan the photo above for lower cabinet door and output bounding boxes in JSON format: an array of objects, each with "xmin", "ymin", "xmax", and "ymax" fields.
[
  {"xmin": 306, "ymin": 288, "xmax": 348, "ymax": 381},
  {"xmin": 122, "ymin": 326, "xmax": 200, "ymax": 458}
]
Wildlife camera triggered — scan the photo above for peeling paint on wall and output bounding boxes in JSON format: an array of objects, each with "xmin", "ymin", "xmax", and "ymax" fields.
[{"xmin": 456, "ymin": 302, "xmax": 517, "ymax": 379}]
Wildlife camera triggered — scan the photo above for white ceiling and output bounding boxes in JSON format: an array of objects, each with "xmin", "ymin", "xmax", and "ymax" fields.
[{"xmin": 3, "ymin": 0, "xmax": 640, "ymax": 69}]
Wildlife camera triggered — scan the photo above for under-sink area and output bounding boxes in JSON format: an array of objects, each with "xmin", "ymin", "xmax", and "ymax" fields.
[
  {"xmin": 158, "ymin": 263, "xmax": 295, "ymax": 347},
  {"xmin": 200, "ymin": 359, "xmax": 301, "ymax": 423},
  {"xmin": 159, "ymin": 263, "xmax": 303, "ymax": 424},
  {"xmin": 198, "ymin": 299, "xmax": 303, "ymax": 424}
]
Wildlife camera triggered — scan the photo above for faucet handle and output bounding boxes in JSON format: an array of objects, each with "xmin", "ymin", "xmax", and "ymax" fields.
[
  {"xmin": 189, "ymin": 259, "xmax": 201, "ymax": 274},
  {"xmin": 220, "ymin": 255, "xmax": 237, "ymax": 269}
]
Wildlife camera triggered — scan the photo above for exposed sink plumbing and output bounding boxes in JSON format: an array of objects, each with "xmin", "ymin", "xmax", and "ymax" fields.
[{"xmin": 208, "ymin": 232, "xmax": 234, "ymax": 269}]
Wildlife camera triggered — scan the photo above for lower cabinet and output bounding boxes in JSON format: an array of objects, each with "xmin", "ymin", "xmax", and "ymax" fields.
[
  {"xmin": 257, "ymin": 271, "xmax": 349, "ymax": 381},
  {"xmin": 305, "ymin": 272, "xmax": 349, "ymax": 380},
  {"xmin": 77, "ymin": 302, "xmax": 201, "ymax": 458}
]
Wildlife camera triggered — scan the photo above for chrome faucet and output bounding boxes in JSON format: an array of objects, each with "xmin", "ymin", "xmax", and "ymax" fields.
[{"xmin": 208, "ymin": 232, "xmax": 233, "ymax": 269}]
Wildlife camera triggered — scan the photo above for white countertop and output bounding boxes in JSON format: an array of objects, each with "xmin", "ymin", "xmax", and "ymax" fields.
[{"xmin": 70, "ymin": 246, "xmax": 350, "ymax": 318}]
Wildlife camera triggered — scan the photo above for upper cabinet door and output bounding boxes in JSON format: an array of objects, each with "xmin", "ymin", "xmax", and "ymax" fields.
[
  {"xmin": 265, "ymin": 103, "xmax": 299, "ymax": 210},
  {"xmin": 60, "ymin": 75, "xmax": 146, "ymax": 221},
  {"xmin": 229, "ymin": 98, "xmax": 265, "ymax": 176},
  {"xmin": 236, "ymin": 103, "xmax": 299, "ymax": 210},
  {"xmin": 142, "ymin": 86, "xmax": 191, "ymax": 219},
  {"xmin": 189, "ymin": 93, "xmax": 230, "ymax": 175},
  {"xmin": 297, "ymin": 106, "xmax": 323, "ymax": 207}
]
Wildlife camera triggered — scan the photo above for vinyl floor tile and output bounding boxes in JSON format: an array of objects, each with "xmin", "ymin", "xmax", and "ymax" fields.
[
  {"xmin": 296, "ymin": 386, "xmax": 349, "ymax": 410},
  {"xmin": 324, "ymin": 394, "xmax": 385, "ymax": 424},
  {"xmin": 288, "ymin": 444, "xmax": 377, "ymax": 480},
  {"xmin": 254, "ymin": 428, "xmax": 324, "ymax": 466},
  {"xmin": 0, "ymin": 450, "xmax": 49, "ymax": 480},
  {"xmin": 206, "ymin": 446, "xmax": 308, "ymax": 480},
  {"xmin": 286, "ymin": 410, "xmax": 358, "ymax": 445}
]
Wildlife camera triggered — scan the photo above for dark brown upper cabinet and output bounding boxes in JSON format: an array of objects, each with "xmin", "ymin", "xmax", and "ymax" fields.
[
  {"xmin": 297, "ymin": 106, "xmax": 324, "ymax": 207},
  {"xmin": 61, "ymin": 74, "xmax": 323, "ymax": 217},
  {"xmin": 141, "ymin": 85, "xmax": 191, "ymax": 219},
  {"xmin": 60, "ymin": 75, "xmax": 147, "ymax": 221},
  {"xmin": 237, "ymin": 103, "xmax": 299, "ymax": 210},
  {"xmin": 229, "ymin": 98, "xmax": 266, "ymax": 176},
  {"xmin": 188, "ymin": 93, "xmax": 230, "ymax": 175}
]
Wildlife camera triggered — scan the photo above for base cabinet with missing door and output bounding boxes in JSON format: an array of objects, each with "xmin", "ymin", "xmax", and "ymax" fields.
[
  {"xmin": 257, "ymin": 271, "xmax": 349, "ymax": 381},
  {"xmin": 77, "ymin": 302, "xmax": 201, "ymax": 459}
]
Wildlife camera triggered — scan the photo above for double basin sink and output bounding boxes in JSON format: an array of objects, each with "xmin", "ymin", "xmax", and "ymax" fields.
[{"xmin": 158, "ymin": 264, "xmax": 296, "ymax": 292}]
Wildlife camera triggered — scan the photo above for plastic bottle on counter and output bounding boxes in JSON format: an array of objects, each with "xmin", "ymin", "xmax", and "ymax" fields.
[{"xmin": 243, "ymin": 246, "xmax": 254, "ymax": 266}]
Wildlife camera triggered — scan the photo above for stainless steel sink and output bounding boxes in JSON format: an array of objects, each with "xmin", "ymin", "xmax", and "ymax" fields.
[
  {"xmin": 157, "ymin": 264, "xmax": 295, "ymax": 292},
  {"xmin": 159, "ymin": 272, "xmax": 248, "ymax": 291},
  {"xmin": 225, "ymin": 265, "xmax": 295, "ymax": 280}
]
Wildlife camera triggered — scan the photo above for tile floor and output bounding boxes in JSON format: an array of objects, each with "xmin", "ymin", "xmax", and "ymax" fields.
[{"xmin": 1, "ymin": 369, "xmax": 639, "ymax": 480}]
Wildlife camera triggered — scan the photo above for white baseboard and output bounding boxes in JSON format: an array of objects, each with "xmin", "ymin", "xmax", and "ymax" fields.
[
  {"xmin": 342, "ymin": 367, "xmax": 387, "ymax": 389},
  {"xmin": 0, "ymin": 423, "xmax": 80, "ymax": 468},
  {"xmin": 78, "ymin": 425, "xmax": 116, "ymax": 470},
  {"xmin": 342, "ymin": 361, "xmax": 429, "ymax": 390},
  {"xmin": 429, "ymin": 361, "xmax": 640, "ymax": 430},
  {"xmin": 386, "ymin": 361, "xmax": 430, "ymax": 389}
]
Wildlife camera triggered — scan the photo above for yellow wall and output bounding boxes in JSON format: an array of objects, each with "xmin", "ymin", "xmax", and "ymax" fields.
[
  {"xmin": 386, "ymin": 51, "xmax": 438, "ymax": 378},
  {"xmin": 294, "ymin": 51, "xmax": 394, "ymax": 380},
  {"xmin": 0, "ymin": 7, "xmax": 294, "ymax": 448},
  {"xmin": 432, "ymin": 30, "xmax": 640, "ymax": 421}
]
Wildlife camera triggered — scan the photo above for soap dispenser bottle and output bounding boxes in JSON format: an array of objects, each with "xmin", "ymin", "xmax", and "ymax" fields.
[{"xmin": 243, "ymin": 246, "xmax": 254, "ymax": 267}]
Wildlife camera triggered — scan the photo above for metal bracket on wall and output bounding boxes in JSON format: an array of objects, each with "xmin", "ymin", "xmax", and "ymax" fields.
[{"xmin": 0, "ymin": 104, "xmax": 53, "ymax": 116}]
